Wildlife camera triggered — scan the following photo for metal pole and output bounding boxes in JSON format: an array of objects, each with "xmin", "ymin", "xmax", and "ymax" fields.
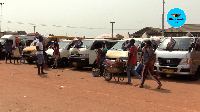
[
  {"xmin": 110, "ymin": 22, "xmax": 115, "ymax": 39},
  {"xmin": 0, "ymin": 3, "xmax": 4, "ymax": 37},
  {"xmin": 33, "ymin": 26, "xmax": 36, "ymax": 33},
  {"xmin": 162, "ymin": 0, "xmax": 165, "ymax": 36}
]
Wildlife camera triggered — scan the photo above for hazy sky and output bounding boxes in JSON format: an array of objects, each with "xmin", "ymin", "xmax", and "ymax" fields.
[{"xmin": 1, "ymin": 0, "xmax": 200, "ymax": 37}]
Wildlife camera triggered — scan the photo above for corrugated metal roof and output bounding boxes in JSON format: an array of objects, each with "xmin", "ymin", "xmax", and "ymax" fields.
[{"xmin": 165, "ymin": 24, "xmax": 200, "ymax": 32}]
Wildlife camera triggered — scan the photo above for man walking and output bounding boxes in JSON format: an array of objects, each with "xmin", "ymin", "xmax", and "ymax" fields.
[
  {"xmin": 36, "ymin": 36, "xmax": 46, "ymax": 75},
  {"xmin": 126, "ymin": 39, "xmax": 141, "ymax": 84},
  {"xmin": 5, "ymin": 40, "xmax": 12, "ymax": 63},
  {"xmin": 139, "ymin": 40, "xmax": 162, "ymax": 89}
]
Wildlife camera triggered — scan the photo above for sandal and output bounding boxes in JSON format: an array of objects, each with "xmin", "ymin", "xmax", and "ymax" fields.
[
  {"xmin": 156, "ymin": 84, "xmax": 162, "ymax": 89},
  {"xmin": 138, "ymin": 85, "xmax": 143, "ymax": 88}
]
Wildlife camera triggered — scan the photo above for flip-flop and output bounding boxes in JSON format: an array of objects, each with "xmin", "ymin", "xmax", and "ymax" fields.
[{"xmin": 156, "ymin": 84, "xmax": 162, "ymax": 89}]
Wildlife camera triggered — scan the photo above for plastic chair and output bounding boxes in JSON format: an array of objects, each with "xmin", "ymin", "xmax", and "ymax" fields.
[{"xmin": 20, "ymin": 57, "xmax": 26, "ymax": 64}]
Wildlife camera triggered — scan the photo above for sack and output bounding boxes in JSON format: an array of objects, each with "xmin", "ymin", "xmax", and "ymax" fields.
[
  {"xmin": 103, "ymin": 59, "xmax": 115, "ymax": 66},
  {"xmin": 136, "ymin": 63, "xmax": 143, "ymax": 73}
]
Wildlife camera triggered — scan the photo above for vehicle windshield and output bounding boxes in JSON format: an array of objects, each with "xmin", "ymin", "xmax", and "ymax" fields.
[
  {"xmin": 74, "ymin": 40, "xmax": 93, "ymax": 49},
  {"xmin": 158, "ymin": 38, "xmax": 194, "ymax": 51},
  {"xmin": 110, "ymin": 40, "xmax": 140, "ymax": 51},
  {"xmin": 59, "ymin": 41, "xmax": 71, "ymax": 49},
  {"xmin": 30, "ymin": 37, "xmax": 49, "ymax": 46}
]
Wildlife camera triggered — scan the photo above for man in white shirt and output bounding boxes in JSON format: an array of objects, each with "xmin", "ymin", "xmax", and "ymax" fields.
[{"xmin": 36, "ymin": 36, "xmax": 45, "ymax": 75}]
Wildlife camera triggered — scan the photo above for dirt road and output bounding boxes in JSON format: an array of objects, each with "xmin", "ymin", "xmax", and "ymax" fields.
[{"xmin": 0, "ymin": 60, "xmax": 199, "ymax": 112}]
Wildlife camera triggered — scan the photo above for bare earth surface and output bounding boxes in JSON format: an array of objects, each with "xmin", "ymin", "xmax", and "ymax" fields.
[{"xmin": 0, "ymin": 60, "xmax": 200, "ymax": 112}]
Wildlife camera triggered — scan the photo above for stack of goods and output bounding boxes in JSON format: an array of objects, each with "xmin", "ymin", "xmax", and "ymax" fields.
[
  {"xmin": 166, "ymin": 38, "xmax": 176, "ymax": 49},
  {"xmin": 71, "ymin": 48, "xmax": 80, "ymax": 55},
  {"xmin": 103, "ymin": 59, "xmax": 115, "ymax": 66},
  {"xmin": 103, "ymin": 59, "xmax": 125, "ymax": 68}
]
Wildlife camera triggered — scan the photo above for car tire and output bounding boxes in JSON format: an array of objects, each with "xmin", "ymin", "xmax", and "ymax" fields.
[
  {"xmin": 26, "ymin": 59, "xmax": 33, "ymax": 64},
  {"xmin": 191, "ymin": 67, "xmax": 200, "ymax": 81}
]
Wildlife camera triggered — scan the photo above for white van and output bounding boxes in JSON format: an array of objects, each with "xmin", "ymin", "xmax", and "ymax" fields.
[
  {"xmin": 45, "ymin": 40, "xmax": 73, "ymax": 66},
  {"xmin": 106, "ymin": 37, "xmax": 163, "ymax": 62},
  {"xmin": 1, "ymin": 35, "xmax": 35, "ymax": 46},
  {"xmin": 69, "ymin": 39, "xmax": 117, "ymax": 69},
  {"xmin": 106, "ymin": 39, "xmax": 141, "ymax": 61},
  {"xmin": 154, "ymin": 37, "xmax": 200, "ymax": 80}
]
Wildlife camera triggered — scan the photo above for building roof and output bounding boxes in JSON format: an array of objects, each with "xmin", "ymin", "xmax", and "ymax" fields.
[
  {"xmin": 134, "ymin": 27, "xmax": 162, "ymax": 34},
  {"xmin": 165, "ymin": 24, "xmax": 200, "ymax": 32}
]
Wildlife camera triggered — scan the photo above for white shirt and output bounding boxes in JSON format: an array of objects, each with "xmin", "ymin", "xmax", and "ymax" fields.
[{"xmin": 36, "ymin": 42, "xmax": 43, "ymax": 54}]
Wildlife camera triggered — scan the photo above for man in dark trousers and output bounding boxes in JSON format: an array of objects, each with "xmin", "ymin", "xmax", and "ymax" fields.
[
  {"xmin": 126, "ymin": 39, "xmax": 141, "ymax": 84},
  {"xmin": 5, "ymin": 40, "xmax": 12, "ymax": 63},
  {"xmin": 36, "ymin": 36, "xmax": 46, "ymax": 75},
  {"xmin": 97, "ymin": 42, "xmax": 108, "ymax": 76},
  {"xmin": 139, "ymin": 40, "xmax": 162, "ymax": 89}
]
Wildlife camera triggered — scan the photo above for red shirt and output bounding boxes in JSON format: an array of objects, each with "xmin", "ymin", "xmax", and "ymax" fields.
[
  {"xmin": 53, "ymin": 46, "xmax": 60, "ymax": 55},
  {"xmin": 128, "ymin": 46, "xmax": 138, "ymax": 65}
]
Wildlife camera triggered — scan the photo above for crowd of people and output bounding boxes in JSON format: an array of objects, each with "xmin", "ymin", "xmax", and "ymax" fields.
[{"xmin": 4, "ymin": 39, "xmax": 25, "ymax": 64}]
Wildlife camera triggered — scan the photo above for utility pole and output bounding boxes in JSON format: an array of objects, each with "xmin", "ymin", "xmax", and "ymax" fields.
[
  {"xmin": 0, "ymin": 3, "xmax": 4, "ymax": 37},
  {"xmin": 33, "ymin": 26, "xmax": 36, "ymax": 33},
  {"xmin": 110, "ymin": 22, "xmax": 115, "ymax": 39},
  {"xmin": 162, "ymin": 0, "xmax": 165, "ymax": 36}
]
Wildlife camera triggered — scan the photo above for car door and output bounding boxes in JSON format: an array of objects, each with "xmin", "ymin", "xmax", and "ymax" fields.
[{"xmin": 89, "ymin": 41, "xmax": 103, "ymax": 65}]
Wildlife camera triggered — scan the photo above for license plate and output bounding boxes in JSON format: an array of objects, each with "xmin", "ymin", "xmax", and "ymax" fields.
[
  {"xmin": 162, "ymin": 69, "xmax": 174, "ymax": 73},
  {"xmin": 72, "ymin": 62, "xmax": 77, "ymax": 67}
]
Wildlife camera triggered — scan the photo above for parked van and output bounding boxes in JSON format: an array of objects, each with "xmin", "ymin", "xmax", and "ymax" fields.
[
  {"xmin": 1, "ymin": 35, "xmax": 35, "ymax": 46},
  {"xmin": 106, "ymin": 37, "xmax": 163, "ymax": 62},
  {"xmin": 106, "ymin": 39, "xmax": 141, "ymax": 61},
  {"xmin": 154, "ymin": 37, "xmax": 200, "ymax": 80},
  {"xmin": 69, "ymin": 39, "xmax": 117, "ymax": 68},
  {"xmin": 45, "ymin": 40, "xmax": 74, "ymax": 66},
  {"xmin": 23, "ymin": 36, "xmax": 83, "ymax": 63}
]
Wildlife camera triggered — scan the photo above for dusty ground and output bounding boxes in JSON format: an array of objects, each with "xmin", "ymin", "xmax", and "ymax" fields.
[{"xmin": 0, "ymin": 60, "xmax": 200, "ymax": 112}]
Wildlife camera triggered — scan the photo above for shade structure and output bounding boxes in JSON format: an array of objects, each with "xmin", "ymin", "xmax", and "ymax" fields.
[
  {"xmin": 96, "ymin": 34, "xmax": 124, "ymax": 39},
  {"xmin": 141, "ymin": 32, "xmax": 149, "ymax": 38},
  {"xmin": 186, "ymin": 32, "xmax": 193, "ymax": 37}
]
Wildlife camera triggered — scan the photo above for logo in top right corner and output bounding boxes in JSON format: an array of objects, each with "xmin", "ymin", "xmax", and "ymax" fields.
[{"xmin": 167, "ymin": 8, "xmax": 186, "ymax": 27}]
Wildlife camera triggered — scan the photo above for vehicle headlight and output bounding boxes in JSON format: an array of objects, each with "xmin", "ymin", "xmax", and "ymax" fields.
[
  {"xmin": 31, "ymin": 50, "xmax": 37, "ymax": 54},
  {"xmin": 80, "ymin": 54, "xmax": 89, "ymax": 58},
  {"xmin": 180, "ymin": 58, "xmax": 191, "ymax": 65}
]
